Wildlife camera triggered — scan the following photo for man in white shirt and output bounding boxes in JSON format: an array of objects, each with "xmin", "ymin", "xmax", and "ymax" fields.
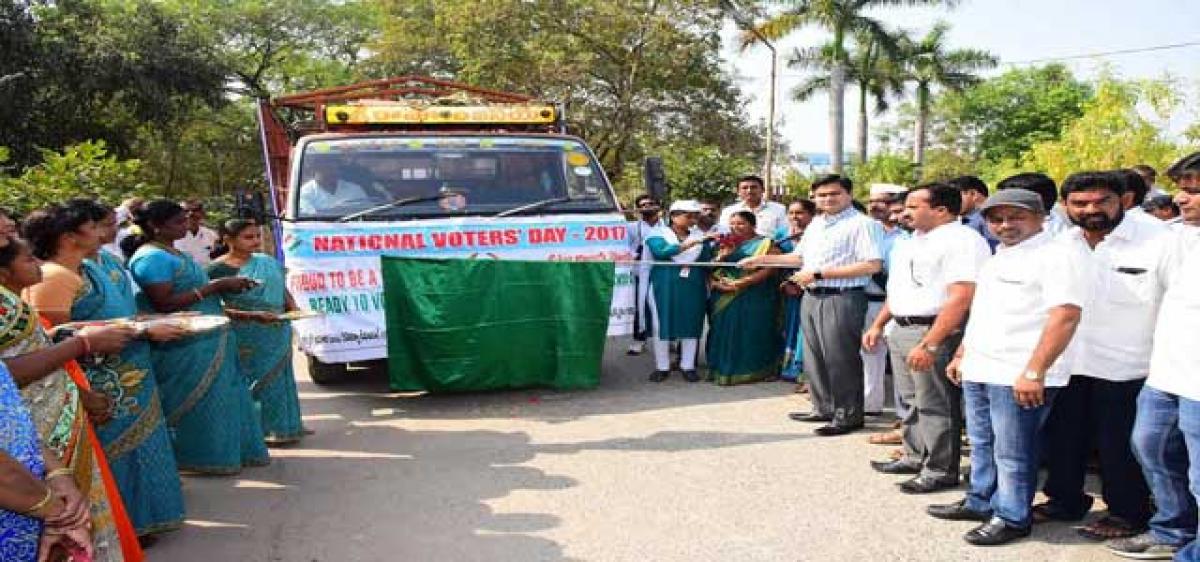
[
  {"xmin": 926, "ymin": 189, "xmax": 1089, "ymax": 547},
  {"xmin": 743, "ymin": 174, "xmax": 882, "ymax": 436},
  {"xmin": 1035, "ymin": 172, "xmax": 1166, "ymax": 540},
  {"xmin": 174, "ymin": 199, "xmax": 220, "ymax": 266},
  {"xmin": 297, "ymin": 157, "xmax": 372, "ymax": 216},
  {"xmin": 863, "ymin": 183, "xmax": 990, "ymax": 494},
  {"xmin": 1109, "ymin": 153, "xmax": 1200, "ymax": 560},
  {"xmin": 718, "ymin": 175, "xmax": 786, "ymax": 237}
]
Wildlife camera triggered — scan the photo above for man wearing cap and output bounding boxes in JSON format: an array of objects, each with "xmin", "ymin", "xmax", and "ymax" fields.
[
  {"xmin": 997, "ymin": 172, "xmax": 1070, "ymax": 237},
  {"xmin": 926, "ymin": 188, "xmax": 1089, "ymax": 546},
  {"xmin": 1108, "ymin": 151, "xmax": 1200, "ymax": 559},
  {"xmin": 719, "ymin": 175, "xmax": 787, "ymax": 238},
  {"xmin": 862, "ymin": 183, "xmax": 907, "ymax": 416},
  {"xmin": 1167, "ymin": 151, "xmax": 1200, "ymax": 235},
  {"xmin": 1035, "ymin": 172, "xmax": 1165, "ymax": 542},
  {"xmin": 864, "ymin": 183, "xmax": 990, "ymax": 494},
  {"xmin": 742, "ymin": 174, "xmax": 883, "ymax": 436}
]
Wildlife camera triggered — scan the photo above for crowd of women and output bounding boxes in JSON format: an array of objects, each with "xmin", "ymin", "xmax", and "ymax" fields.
[{"xmin": 0, "ymin": 199, "xmax": 304, "ymax": 561}]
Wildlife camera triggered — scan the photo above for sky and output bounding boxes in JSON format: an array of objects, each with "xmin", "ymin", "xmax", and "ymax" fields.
[{"xmin": 721, "ymin": 0, "xmax": 1200, "ymax": 157}]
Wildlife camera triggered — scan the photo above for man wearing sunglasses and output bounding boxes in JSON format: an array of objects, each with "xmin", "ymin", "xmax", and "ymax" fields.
[{"xmin": 863, "ymin": 183, "xmax": 989, "ymax": 495}]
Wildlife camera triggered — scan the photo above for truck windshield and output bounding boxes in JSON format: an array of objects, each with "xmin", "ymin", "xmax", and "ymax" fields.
[{"xmin": 293, "ymin": 136, "xmax": 617, "ymax": 220}]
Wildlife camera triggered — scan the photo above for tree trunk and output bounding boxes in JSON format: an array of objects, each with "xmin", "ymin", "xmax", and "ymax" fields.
[
  {"xmin": 913, "ymin": 86, "xmax": 930, "ymax": 172},
  {"xmin": 857, "ymin": 81, "xmax": 869, "ymax": 164},
  {"xmin": 829, "ymin": 63, "xmax": 846, "ymax": 173}
]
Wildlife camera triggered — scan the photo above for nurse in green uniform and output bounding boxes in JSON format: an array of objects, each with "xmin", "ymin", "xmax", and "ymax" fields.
[{"xmin": 644, "ymin": 200, "xmax": 715, "ymax": 383}]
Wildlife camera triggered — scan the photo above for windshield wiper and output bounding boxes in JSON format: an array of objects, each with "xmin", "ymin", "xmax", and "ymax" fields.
[
  {"xmin": 337, "ymin": 189, "xmax": 464, "ymax": 222},
  {"xmin": 493, "ymin": 195, "xmax": 594, "ymax": 218}
]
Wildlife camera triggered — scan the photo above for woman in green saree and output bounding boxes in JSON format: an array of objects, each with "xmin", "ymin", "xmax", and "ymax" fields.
[
  {"xmin": 706, "ymin": 211, "xmax": 782, "ymax": 386},
  {"xmin": 207, "ymin": 220, "xmax": 305, "ymax": 445}
]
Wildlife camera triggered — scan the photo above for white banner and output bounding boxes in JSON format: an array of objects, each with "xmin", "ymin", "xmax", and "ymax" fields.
[{"xmin": 282, "ymin": 215, "xmax": 634, "ymax": 364}]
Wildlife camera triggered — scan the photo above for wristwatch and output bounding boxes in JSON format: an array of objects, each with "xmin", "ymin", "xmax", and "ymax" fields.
[
  {"xmin": 813, "ymin": 270, "xmax": 824, "ymax": 281},
  {"xmin": 1022, "ymin": 370, "xmax": 1043, "ymax": 381},
  {"xmin": 922, "ymin": 343, "xmax": 939, "ymax": 354}
]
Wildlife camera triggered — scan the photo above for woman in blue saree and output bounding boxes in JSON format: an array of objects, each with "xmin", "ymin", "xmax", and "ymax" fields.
[
  {"xmin": 125, "ymin": 200, "xmax": 269, "ymax": 475},
  {"xmin": 706, "ymin": 211, "xmax": 782, "ymax": 386},
  {"xmin": 773, "ymin": 200, "xmax": 815, "ymax": 383},
  {"xmin": 55, "ymin": 200, "xmax": 188, "ymax": 537},
  {"xmin": 207, "ymin": 219, "xmax": 305, "ymax": 445}
]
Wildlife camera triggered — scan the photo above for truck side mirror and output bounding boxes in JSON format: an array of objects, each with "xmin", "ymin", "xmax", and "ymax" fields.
[{"xmin": 643, "ymin": 157, "xmax": 667, "ymax": 202}]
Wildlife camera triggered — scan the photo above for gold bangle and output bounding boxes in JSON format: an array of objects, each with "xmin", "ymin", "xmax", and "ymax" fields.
[
  {"xmin": 45, "ymin": 468, "xmax": 73, "ymax": 480},
  {"xmin": 21, "ymin": 487, "xmax": 55, "ymax": 517}
]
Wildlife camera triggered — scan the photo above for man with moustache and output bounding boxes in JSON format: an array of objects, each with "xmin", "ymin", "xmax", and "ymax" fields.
[
  {"xmin": 862, "ymin": 184, "xmax": 907, "ymax": 416},
  {"xmin": 1166, "ymin": 152, "xmax": 1200, "ymax": 234},
  {"xmin": 1035, "ymin": 172, "xmax": 1165, "ymax": 541},
  {"xmin": 926, "ymin": 188, "xmax": 1089, "ymax": 546},
  {"xmin": 719, "ymin": 175, "xmax": 787, "ymax": 237},
  {"xmin": 864, "ymin": 183, "xmax": 990, "ymax": 494}
]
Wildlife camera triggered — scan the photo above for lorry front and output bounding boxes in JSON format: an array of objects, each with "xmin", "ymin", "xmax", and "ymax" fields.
[{"xmin": 272, "ymin": 104, "xmax": 634, "ymax": 381}]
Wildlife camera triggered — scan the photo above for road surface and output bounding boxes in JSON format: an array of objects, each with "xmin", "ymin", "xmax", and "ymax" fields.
[{"xmin": 150, "ymin": 346, "xmax": 1111, "ymax": 561}]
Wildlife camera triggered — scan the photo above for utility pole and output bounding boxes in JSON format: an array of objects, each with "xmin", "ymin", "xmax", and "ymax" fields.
[{"xmin": 723, "ymin": 1, "xmax": 778, "ymax": 199}]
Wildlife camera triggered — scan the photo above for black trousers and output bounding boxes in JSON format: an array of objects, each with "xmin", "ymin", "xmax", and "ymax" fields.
[{"xmin": 1042, "ymin": 375, "xmax": 1151, "ymax": 524}]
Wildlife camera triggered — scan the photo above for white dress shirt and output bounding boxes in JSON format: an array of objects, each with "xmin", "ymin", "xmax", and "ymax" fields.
[
  {"xmin": 1061, "ymin": 216, "xmax": 1170, "ymax": 381},
  {"xmin": 298, "ymin": 179, "xmax": 370, "ymax": 215},
  {"xmin": 1146, "ymin": 230, "xmax": 1200, "ymax": 400},
  {"xmin": 718, "ymin": 200, "xmax": 788, "ymax": 237},
  {"xmin": 886, "ymin": 222, "xmax": 990, "ymax": 316},
  {"xmin": 959, "ymin": 230, "xmax": 1090, "ymax": 388},
  {"xmin": 174, "ymin": 226, "xmax": 219, "ymax": 266},
  {"xmin": 793, "ymin": 206, "xmax": 882, "ymax": 289}
]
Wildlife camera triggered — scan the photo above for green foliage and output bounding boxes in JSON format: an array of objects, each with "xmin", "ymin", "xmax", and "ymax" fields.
[
  {"xmin": 658, "ymin": 145, "xmax": 757, "ymax": 204},
  {"xmin": 1003, "ymin": 76, "xmax": 1184, "ymax": 183},
  {"xmin": 936, "ymin": 64, "xmax": 1093, "ymax": 163},
  {"xmin": 779, "ymin": 168, "xmax": 814, "ymax": 199},
  {"xmin": 0, "ymin": 141, "xmax": 152, "ymax": 214},
  {"xmin": 849, "ymin": 153, "xmax": 916, "ymax": 194}
]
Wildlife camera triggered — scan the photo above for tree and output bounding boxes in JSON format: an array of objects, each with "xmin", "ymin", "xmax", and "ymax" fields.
[
  {"xmin": 0, "ymin": 141, "xmax": 152, "ymax": 214},
  {"xmin": 741, "ymin": 0, "xmax": 953, "ymax": 173},
  {"xmin": 789, "ymin": 31, "xmax": 904, "ymax": 164},
  {"xmin": 369, "ymin": 0, "xmax": 763, "ymax": 187},
  {"xmin": 900, "ymin": 21, "xmax": 996, "ymax": 169},
  {"xmin": 1002, "ymin": 75, "xmax": 1184, "ymax": 184},
  {"xmin": 0, "ymin": 0, "xmax": 229, "ymax": 168}
]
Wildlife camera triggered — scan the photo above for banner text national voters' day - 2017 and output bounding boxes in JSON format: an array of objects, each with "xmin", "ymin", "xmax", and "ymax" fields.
[{"xmin": 282, "ymin": 215, "xmax": 635, "ymax": 364}]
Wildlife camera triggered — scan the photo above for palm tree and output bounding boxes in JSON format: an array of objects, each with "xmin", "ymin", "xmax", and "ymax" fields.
[
  {"xmin": 738, "ymin": 0, "xmax": 955, "ymax": 173},
  {"xmin": 901, "ymin": 21, "xmax": 997, "ymax": 168},
  {"xmin": 789, "ymin": 32, "xmax": 905, "ymax": 164}
]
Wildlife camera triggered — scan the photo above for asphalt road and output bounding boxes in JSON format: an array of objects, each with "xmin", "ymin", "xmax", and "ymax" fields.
[{"xmin": 149, "ymin": 345, "xmax": 1112, "ymax": 561}]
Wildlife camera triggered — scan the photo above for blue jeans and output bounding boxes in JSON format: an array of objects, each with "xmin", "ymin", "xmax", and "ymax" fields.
[
  {"xmin": 1130, "ymin": 386, "xmax": 1200, "ymax": 555},
  {"xmin": 963, "ymin": 381, "xmax": 1058, "ymax": 528}
]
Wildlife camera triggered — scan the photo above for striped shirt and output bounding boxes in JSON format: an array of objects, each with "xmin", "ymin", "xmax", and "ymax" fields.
[{"xmin": 794, "ymin": 206, "xmax": 883, "ymax": 288}]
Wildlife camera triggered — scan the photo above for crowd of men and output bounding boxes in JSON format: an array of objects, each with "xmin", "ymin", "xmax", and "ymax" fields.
[{"xmin": 627, "ymin": 152, "xmax": 1200, "ymax": 557}]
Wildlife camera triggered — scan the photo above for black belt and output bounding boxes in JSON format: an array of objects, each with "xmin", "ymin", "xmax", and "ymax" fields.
[
  {"xmin": 894, "ymin": 315, "xmax": 936, "ymax": 327},
  {"xmin": 866, "ymin": 294, "xmax": 886, "ymax": 303},
  {"xmin": 805, "ymin": 286, "xmax": 865, "ymax": 296}
]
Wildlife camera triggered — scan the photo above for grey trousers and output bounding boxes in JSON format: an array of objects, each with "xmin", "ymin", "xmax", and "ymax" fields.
[
  {"xmin": 891, "ymin": 324, "xmax": 963, "ymax": 480},
  {"xmin": 801, "ymin": 290, "xmax": 868, "ymax": 427}
]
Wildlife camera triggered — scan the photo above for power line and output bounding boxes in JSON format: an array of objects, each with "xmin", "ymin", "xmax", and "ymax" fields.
[{"xmin": 735, "ymin": 39, "xmax": 1200, "ymax": 79}]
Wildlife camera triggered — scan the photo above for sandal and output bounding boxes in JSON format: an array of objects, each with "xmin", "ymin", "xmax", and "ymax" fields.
[
  {"xmin": 868, "ymin": 429, "xmax": 903, "ymax": 445},
  {"xmin": 888, "ymin": 448, "xmax": 904, "ymax": 461},
  {"xmin": 1076, "ymin": 516, "xmax": 1143, "ymax": 541}
]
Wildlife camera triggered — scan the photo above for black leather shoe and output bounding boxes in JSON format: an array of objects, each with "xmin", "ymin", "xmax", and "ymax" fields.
[
  {"xmin": 964, "ymin": 517, "xmax": 1031, "ymax": 546},
  {"xmin": 814, "ymin": 424, "xmax": 862, "ymax": 437},
  {"xmin": 681, "ymin": 370, "xmax": 700, "ymax": 383},
  {"xmin": 898, "ymin": 475, "xmax": 959, "ymax": 494},
  {"xmin": 648, "ymin": 370, "xmax": 669, "ymax": 382},
  {"xmin": 927, "ymin": 499, "xmax": 991, "ymax": 522},
  {"xmin": 870, "ymin": 459, "xmax": 921, "ymax": 475},
  {"xmin": 787, "ymin": 411, "xmax": 831, "ymax": 423}
]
